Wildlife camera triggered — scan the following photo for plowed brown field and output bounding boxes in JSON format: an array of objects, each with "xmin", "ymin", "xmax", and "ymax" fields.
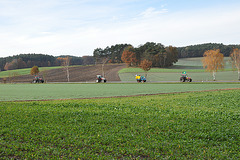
[{"xmin": 1, "ymin": 64, "xmax": 126, "ymax": 83}]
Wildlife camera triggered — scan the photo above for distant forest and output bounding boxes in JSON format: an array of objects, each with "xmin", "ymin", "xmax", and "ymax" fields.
[
  {"xmin": 177, "ymin": 43, "xmax": 240, "ymax": 58},
  {"xmin": 93, "ymin": 42, "xmax": 240, "ymax": 67},
  {"xmin": 0, "ymin": 54, "xmax": 95, "ymax": 71},
  {"xmin": 0, "ymin": 43, "xmax": 239, "ymax": 71}
]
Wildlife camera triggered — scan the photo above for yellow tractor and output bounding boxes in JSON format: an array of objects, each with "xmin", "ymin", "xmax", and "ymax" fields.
[{"xmin": 135, "ymin": 75, "xmax": 146, "ymax": 82}]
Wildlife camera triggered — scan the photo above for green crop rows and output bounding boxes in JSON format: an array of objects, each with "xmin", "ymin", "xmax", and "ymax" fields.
[
  {"xmin": 0, "ymin": 89, "xmax": 239, "ymax": 159},
  {"xmin": 1, "ymin": 83, "xmax": 240, "ymax": 101}
]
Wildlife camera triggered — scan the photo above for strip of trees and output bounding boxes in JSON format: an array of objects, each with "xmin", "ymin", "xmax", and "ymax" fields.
[
  {"xmin": 0, "ymin": 54, "xmax": 95, "ymax": 71},
  {"xmin": 94, "ymin": 42, "xmax": 178, "ymax": 68},
  {"xmin": 178, "ymin": 43, "xmax": 240, "ymax": 58}
]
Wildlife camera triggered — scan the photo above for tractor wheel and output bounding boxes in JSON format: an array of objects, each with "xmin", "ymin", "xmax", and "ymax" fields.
[
  {"xmin": 183, "ymin": 77, "xmax": 186, "ymax": 82},
  {"xmin": 180, "ymin": 77, "xmax": 185, "ymax": 82},
  {"xmin": 189, "ymin": 79, "xmax": 192, "ymax": 82},
  {"xmin": 104, "ymin": 80, "xmax": 107, "ymax": 83}
]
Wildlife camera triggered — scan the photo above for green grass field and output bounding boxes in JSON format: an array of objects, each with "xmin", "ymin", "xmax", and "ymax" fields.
[
  {"xmin": 1, "ymin": 83, "xmax": 240, "ymax": 101},
  {"xmin": 1, "ymin": 89, "xmax": 239, "ymax": 159},
  {"xmin": 119, "ymin": 71, "xmax": 239, "ymax": 82},
  {"xmin": 171, "ymin": 57, "xmax": 232, "ymax": 69},
  {"xmin": 1, "ymin": 57, "xmax": 239, "ymax": 159},
  {"xmin": 0, "ymin": 66, "xmax": 63, "ymax": 78}
]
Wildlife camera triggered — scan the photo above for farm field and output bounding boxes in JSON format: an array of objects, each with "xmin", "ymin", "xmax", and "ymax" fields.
[
  {"xmin": 0, "ymin": 66, "xmax": 63, "ymax": 78},
  {"xmin": 0, "ymin": 64, "xmax": 125, "ymax": 83},
  {"xmin": 0, "ymin": 57, "xmax": 238, "ymax": 83},
  {"xmin": 119, "ymin": 71, "xmax": 239, "ymax": 82},
  {"xmin": 1, "ymin": 89, "xmax": 239, "ymax": 159},
  {"xmin": 119, "ymin": 57, "xmax": 239, "ymax": 82},
  {"xmin": 1, "ymin": 83, "xmax": 240, "ymax": 101},
  {"xmin": 170, "ymin": 57, "xmax": 232, "ymax": 69}
]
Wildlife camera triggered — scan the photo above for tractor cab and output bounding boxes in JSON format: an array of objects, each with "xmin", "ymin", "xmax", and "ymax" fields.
[
  {"xmin": 32, "ymin": 76, "xmax": 44, "ymax": 83},
  {"xmin": 180, "ymin": 72, "xmax": 192, "ymax": 82}
]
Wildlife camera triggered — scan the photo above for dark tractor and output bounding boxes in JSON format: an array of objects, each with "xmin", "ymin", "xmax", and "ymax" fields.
[
  {"xmin": 96, "ymin": 75, "xmax": 107, "ymax": 83},
  {"xmin": 180, "ymin": 73, "xmax": 192, "ymax": 82},
  {"xmin": 32, "ymin": 76, "xmax": 44, "ymax": 83}
]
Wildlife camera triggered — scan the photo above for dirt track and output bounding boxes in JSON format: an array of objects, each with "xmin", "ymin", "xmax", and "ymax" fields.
[{"xmin": 1, "ymin": 64, "xmax": 127, "ymax": 83}]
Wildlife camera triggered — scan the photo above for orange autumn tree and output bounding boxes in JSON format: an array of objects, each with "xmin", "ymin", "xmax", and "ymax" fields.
[
  {"xmin": 57, "ymin": 56, "xmax": 71, "ymax": 82},
  {"xmin": 139, "ymin": 59, "xmax": 152, "ymax": 77},
  {"xmin": 230, "ymin": 48, "xmax": 240, "ymax": 80},
  {"xmin": 121, "ymin": 46, "xmax": 137, "ymax": 67},
  {"xmin": 30, "ymin": 66, "xmax": 39, "ymax": 76},
  {"xmin": 202, "ymin": 49, "xmax": 224, "ymax": 81}
]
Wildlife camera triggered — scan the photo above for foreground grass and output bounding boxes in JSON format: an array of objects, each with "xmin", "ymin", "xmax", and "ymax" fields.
[{"xmin": 0, "ymin": 89, "xmax": 239, "ymax": 159}]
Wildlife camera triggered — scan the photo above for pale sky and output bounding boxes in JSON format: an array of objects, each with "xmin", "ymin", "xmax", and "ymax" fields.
[{"xmin": 0, "ymin": 0, "xmax": 240, "ymax": 57}]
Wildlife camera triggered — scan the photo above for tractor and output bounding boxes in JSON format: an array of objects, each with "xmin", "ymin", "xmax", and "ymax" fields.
[
  {"xmin": 136, "ymin": 75, "xmax": 146, "ymax": 82},
  {"xmin": 32, "ymin": 76, "xmax": 44, "ymax": 83},
  {"xmin": 96, "ymin": 75, "xmax": 107, "ymax": 83},
  {"xmin": 180, "ymin": 72, "xmax": 192, "ymax": 82}
]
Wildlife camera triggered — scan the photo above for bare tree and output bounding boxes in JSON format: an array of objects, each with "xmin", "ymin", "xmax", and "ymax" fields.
[
  {"xmin": 230, "ymin": 48, "xmax": 240, "ymax": 80},
  {"xmin": 57, "ymin": 56, "xmax": 71, "ymax": 82}
]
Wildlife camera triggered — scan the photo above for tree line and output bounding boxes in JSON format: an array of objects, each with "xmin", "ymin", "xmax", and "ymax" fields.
[
  {"xmin": 178, "ymin": 43, "xmax": 240, "ymax": 58},
  {"xmin": 94, "ymin": 42, "xmax": 240, "ymax": 67},
  {"xmin": 94, "ymin": 42, "xmax": 178, "ymax": 68},
  {"xmin": 1, "ymin": 42, "xmax": 239, "ymax": 71},
  {"xmin": 0, "ymin": 54, "xmax": 95, "ymax": 71}
]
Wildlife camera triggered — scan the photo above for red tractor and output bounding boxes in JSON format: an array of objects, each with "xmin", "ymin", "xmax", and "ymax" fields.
[
  {"xmin": 32, "ymin": 76, "xmax": 44, "ymax": 83},
  {"xmin": 180, "ymin": 72, "xmax": 192, "ymax": 82}
]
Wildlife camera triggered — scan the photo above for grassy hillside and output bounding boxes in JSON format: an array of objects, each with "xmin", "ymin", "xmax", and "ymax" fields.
[
  {"xmin": 1, "ymin": 89, "xmax": 239, "ymax": 159},
  {"xmin": 0, "ymin": 66, "xmax": 63, "ymax": 78},
  {"xmin": 171, "ymin": 57, "xmax": 232, "ymax": 69},
  {"xmin": 119, "ymin": 57, "xmax": 233, "ymax": 73}
]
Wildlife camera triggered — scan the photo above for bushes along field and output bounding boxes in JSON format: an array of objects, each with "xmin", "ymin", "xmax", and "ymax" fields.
[{"xmin": 0, "ymin": 89, "xmax": 240, "ymax": 159}]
